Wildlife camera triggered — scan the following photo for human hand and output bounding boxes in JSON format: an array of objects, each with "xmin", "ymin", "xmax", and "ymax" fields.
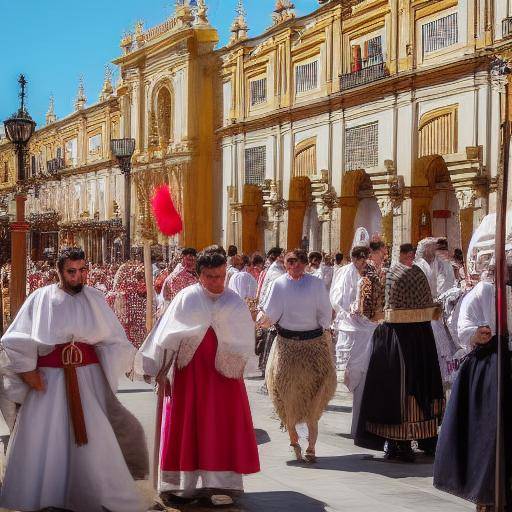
[
  {"xmin": 19, "ymin": 370, "xmax": 46, "ymax": 391},
  {"xmin": 472, "ymin": 326, "xmax": 492, "ymax": 345}
]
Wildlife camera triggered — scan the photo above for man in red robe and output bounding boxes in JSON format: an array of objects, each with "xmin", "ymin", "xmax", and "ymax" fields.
[{"xmin": 137, "ymin": 249, "xmax": 260, "ymax": 507}]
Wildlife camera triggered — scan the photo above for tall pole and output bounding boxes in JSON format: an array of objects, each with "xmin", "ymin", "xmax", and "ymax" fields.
[
  {"xmin": 124, "ymin": 167, "xmax": 131, "ymax": 261},
  {"xmin": 10, "ymin": 151, "xmax": 30, "ymax": 318},
  {"xmin": 494, "ymin": 60, "xmax": 510, "ymax": 512}
]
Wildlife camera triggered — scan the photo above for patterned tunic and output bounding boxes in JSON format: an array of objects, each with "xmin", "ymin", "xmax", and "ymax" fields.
[{"xmin": 356, "ymin": 266, "xmax": 384, "ymax": 322}]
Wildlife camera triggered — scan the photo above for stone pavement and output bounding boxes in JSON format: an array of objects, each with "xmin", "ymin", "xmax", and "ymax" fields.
[
  {"xmin": 0, "ymin": 371, "xmax": 473, "ymax": 512},
  {"xmin": 115, "ymin": 371, "xmax": 472, "ymax": 512}
]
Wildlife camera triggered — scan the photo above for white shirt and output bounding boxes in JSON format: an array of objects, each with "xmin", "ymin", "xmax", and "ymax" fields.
[
  {"xmin": 258, "ymin": 260, "xmax": 286, "ymax": 306},
  {"xmin": 457, "ymin": 280, "xmax": 495, "ymax": 350},
  {"xmin": 261, "ymin": 273, "xmax": 332, "ymax": 331},
  {"xmin": 329, "ymin": 263, "xmax": 359, "ymax": 330},
  {"xmin": 229, "ymin": 271, "xmax": 257, "ymax": 300},
  {"xmin": 437, "ymin": 258, "xmax": 457, "ymax": 295}
]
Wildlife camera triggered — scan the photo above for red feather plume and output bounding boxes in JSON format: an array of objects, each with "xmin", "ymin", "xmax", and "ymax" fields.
[{"xmin": 151, "ymin": 185, "xmax": 183, "ymax": 236}]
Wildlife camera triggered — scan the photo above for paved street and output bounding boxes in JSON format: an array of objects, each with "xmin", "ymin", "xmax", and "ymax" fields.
[
  {"xmin": 114, "ymin": 367, "xmax": 472, "ymax": 512},
  {"xmin": 0, "ymin": 366, "xmax": 472, "ymax": 512}
]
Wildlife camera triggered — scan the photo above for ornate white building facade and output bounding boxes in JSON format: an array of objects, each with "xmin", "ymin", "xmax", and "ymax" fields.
[{"xmin": 218, "ymin": 0, "xmax": 512, "ymax": 258}]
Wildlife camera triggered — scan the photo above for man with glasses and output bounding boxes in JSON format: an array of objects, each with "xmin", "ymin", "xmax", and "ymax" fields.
[{"xmin": 258, "ymin": 249, "xmax": 336, "ymax": 463}]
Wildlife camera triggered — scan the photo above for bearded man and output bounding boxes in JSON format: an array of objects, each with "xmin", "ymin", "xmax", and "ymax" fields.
[{"xmin": 0, "ymin": 247, "xmax": 147, "ymax": 512}]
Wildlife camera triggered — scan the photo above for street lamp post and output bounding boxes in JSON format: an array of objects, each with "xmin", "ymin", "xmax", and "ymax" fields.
[
  {"xmin": 110, "ymin": 138, "xmax": 136, "ymax": 261},
  {"xmin": 3, "ymin": 75, "xmax": 36, "ymax": 319}
]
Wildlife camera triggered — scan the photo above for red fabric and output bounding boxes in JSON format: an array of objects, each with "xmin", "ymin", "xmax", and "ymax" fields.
[
  {"xmin": 152, "ymin": 185, "xmax": 183, "ymax": 236},
  {"xmin": 160, "ymin": 327, "xmax": 260, "ymax": 474},
  {"xmin": 38, "ymin": 342, "xmax": 99, "ymax": 368}
]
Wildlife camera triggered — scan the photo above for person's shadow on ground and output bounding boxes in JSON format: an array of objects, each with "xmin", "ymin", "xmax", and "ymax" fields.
[{"xmin": 285, "ymin": 453, "xmax": 434, "ymax": 478}]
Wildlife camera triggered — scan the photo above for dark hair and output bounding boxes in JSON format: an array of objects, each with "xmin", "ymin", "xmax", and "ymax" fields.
[
  {"xmin": 284, "ymin": 249, "xmax": 308, "ymax": 264},
  {"xmin": 181, "ymin": 247, "xmax": 197, "ymax": 257},
  {"xmin": 437, "ymin": 238, "xmax": 449, "ymax": 250},
  {"xmin": 267, "ymin": 247, "xmax": 283, "ymax": 260},
  {"xmin": 196, "ymin": 250, "xmax": 227, "ymax": 274},
  {"xmin": 57, "ymin": 247, "xmax": 86, "ymax": 273},
  {"xmin": 400, "ymin": 243, "xmax": 416, "ymax": 254},
  {"xmin": 203, "ymin": 244, "xmax": 227, "ymax": 257},
  {"xmin": 242, "ymin": 254, "xmax": 250, "ymax": 266},
  {"xmin": 308, "ymin": 251, "xmax": 322, "ymax": 262},
  {"xmin": 335, "ymin": 252, "xmax": 343, "ymax": 264},
  {"xmin": 251, "ymin": 254, "xmax": 264, "ymax": 266},
  {"xmin": 227, "ymin": 245, "xmax": 238, "ymax": 257},
  {"xmin": 369, "ymin": 241, "xmax": 385, "ymax": 252},
  {"xmin": 351, "ymin": 246, "xmax": 369, "ymax": 260},
  {"xmin": 453, "ymin": 248, "xmax": 464, "ymax": 262}
]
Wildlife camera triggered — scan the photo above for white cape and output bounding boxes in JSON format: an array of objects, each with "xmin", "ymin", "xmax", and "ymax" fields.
[
  {"xmin": 0, "ymin": 284, "xmax": 144, "ymax": 512},
  {"xmin": 137, "ymin": 283, "xmax": 255, "ymax": 379},
  {"xmin": 457, "ymin": 280, "xmax": 495, "ymax": 349}
]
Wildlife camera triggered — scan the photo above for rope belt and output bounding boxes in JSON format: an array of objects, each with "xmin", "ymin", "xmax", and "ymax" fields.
[
  {"xmin": 38, "ymin": 342, "xmax": 99, "ymax": 446},
  {"xmin": 276, "ymin": 325, "xmax": 324, "ymax": 341}
]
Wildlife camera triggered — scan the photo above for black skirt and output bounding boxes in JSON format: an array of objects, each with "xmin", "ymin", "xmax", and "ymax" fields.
[
  {"xmin": 433, "ymin": 336, "xmax": 512, "ymax": 506},
  {"xmin": 355, "ymin": 321, "xmax": 444, "ymax": 450}
]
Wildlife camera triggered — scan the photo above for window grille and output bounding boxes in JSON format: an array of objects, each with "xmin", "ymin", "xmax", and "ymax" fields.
[
  {"xmin": 250, "ymin": 78, "xmax": 267, "ymax": 106},
  {"xmin": 244, "ymin": 146, "xmax": 266, "ymax": 185},
  {"xmin": 295, "ymin": 60, "xmax": 319, "ymax": 94},
  {"xmin": 345, "ymin": 122, "xmax": 379, "ymax": 171},
  {"xmin": 422, "ymin": 13, "xmax": 458, "ymax": 56}
]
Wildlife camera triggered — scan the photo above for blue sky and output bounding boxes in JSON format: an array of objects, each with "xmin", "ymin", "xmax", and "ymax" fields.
[{"xmin": 0, "ymin": 0, "xmax": 319, "ymax": 128}]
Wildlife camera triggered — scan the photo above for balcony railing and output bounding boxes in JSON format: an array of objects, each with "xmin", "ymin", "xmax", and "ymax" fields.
[
  {"xmin": 46, "ymin": 157, "xmax": 65, "ymax": 174},
  {"xmin": 503, "ymin": 17, "xmax": 512, "ymax": 39},
  {"xmin": 340, "ymin": 61, "xmax": 389, "ymax": 91}
]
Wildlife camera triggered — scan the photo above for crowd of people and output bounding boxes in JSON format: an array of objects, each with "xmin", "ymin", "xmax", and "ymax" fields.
[{"xmin": 0, "ymin": 216, "xmax": 509, "ymax": 512}]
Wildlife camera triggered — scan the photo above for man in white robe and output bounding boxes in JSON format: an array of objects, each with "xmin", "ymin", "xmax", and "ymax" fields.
[
  {"xmin": 330, "ymin": 257, "xmax": 360, "ymax": 370},
  {"xmin": 0, "ymin": 247, "xmax": 146, "ymax": 512}
]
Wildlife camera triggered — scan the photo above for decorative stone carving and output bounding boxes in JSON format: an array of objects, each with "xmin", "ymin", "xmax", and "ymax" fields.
[
  {"xmin": 229, "ymin": 0, "xmax": 249, "ymax": 46},
  {"xmin": 455, "ymin": 189, "xmax": 477, "ymax": 210},
  {"xmin": 377, "ymin": 196, "xmax": 393, "ymax": 217},
  {"xmin": 120, "ymin": 32, "xmax": 133, "ymax": 55},
  {"xmin": 74, "ymin": 76, "xmax": 87, "ymax": 111},
  {"xmin": 272, "ymin": 0, "xmax": 295, "ymax": 26},
  {"xmin": 195, "ymin": 0, "xmax": 209, "ymax": 25},
  {"xmin": 134, "ymin": 20, "xmax": 145, "ymax": 49}
]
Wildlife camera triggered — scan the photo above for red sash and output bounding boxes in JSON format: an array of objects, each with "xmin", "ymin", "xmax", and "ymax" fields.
[{"xmin": 37, "ymin": 342, "xmax": 99, "ymax": 446}]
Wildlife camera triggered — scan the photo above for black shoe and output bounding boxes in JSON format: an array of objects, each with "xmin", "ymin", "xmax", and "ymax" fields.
[
  {"xmin": 159, "ymin": 491, "xmax": 197, "ymax": 505},
  {"xmin": 417, "ymin": 436, "xmax": 437, "ymax": 457},
  {"xmin": 396, "ymin": 441, "xmax": 415, "ymax": 463},
  {"xmin": 384, "ymin": 440, "xmax": 399, "ymax": 460}
]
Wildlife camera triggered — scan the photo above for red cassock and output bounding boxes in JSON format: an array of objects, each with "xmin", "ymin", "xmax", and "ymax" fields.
[{"xmin": 160, "ymin": 327, "xmax": 260, "ymax": 475}]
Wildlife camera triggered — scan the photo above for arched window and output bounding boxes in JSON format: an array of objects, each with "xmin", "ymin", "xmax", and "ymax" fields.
[
  {"xmin": 418, "ymin": 105, "xmax": 458, "ymax": 157},
  {"xmin": 294, "ymin": 137, "xmax": 317, "ymax": 178},
  {"xmin": 156, "ymin": 86, "xmax": 173, "ymax": 147}
]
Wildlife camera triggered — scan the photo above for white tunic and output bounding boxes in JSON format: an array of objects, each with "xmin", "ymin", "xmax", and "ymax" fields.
[
  {"xmin": 457, "ymin": 280, "xmax": 495, "ymax": 350},
  {"xmin": 261, "ymin": 273, "xmax": 332, "ymax": 331},
  {"xmin": 0, "ymin": 284, "xmax": 144, "ymax": 512},
  {"xmin": 437, "ymin": 258, "xmax": 457, "ymax": 296},
  {"xmin": 329, "ymin": 263, "xmax": 359, "ymax": 367},
  {"xmin": 228, "ymin": 270, "xmax": 257, "ymax": 300},
  {"xmin": 258, "ymin": 261, "xmax": 286, "ymax": 306}
]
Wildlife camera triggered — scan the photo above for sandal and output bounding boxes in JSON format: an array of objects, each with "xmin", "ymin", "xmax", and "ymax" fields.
[
  {"xmin": 290, "ymin": 442, "xmax": 302, "ymax": 461},
  {"xmin": 304, "ymin": 449, "xmax": 317, "ymax": 463}
]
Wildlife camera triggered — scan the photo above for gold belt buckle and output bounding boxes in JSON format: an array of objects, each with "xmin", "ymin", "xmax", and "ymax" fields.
[{"xmin": 62, "ymin": 341, "xmax": 83, "ymax": 366}]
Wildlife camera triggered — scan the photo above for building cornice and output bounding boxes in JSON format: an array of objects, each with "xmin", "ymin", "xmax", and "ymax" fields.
[{"xmin": 216, "ymin": 51, "xmax": 493, "ymax": 137}]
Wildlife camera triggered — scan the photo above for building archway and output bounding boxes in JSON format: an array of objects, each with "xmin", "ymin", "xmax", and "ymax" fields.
[
  {"xmin": 241, "ymin": 184, "xmax": 264, "ymax": 254},
  {"xmin": 287, "ymin": 176, "xmax": 311, "ymax": 250},
  {"xmin": 411, "ymin": 155, "xmax": 460, "ymax": 247},
  {"xmin": 339, "ymin": 169, "xmax": 381, "ymax": 257}
]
